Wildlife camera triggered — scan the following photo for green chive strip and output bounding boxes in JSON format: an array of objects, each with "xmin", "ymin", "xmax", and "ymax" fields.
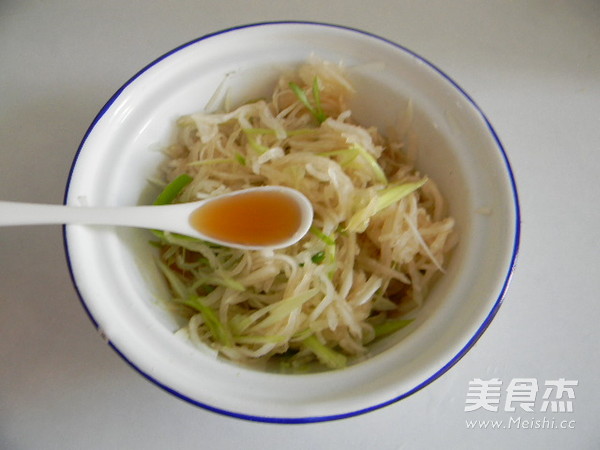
[
  {"xmin": 373, "ymin": 319, "xmax": 413, "ymax": 338},
  {"xmin": 311, "ymin": 77, "xmax": 327, "ymax": 124},
  {"xmin": 183, "ymin": 296, "xmax": 233, "ymax": 346},
  {"xmin": 302, "ymin": 335, "xmax": 347, "ymax": 369},
  {"xmin": 375, "ymin": 178, "xmax": 428, "ymax": 212},
  {"xmin": 153, "ymin": 173, "xmax": 193, "ymax": 206},
  {"xmin": 309, "ymin": 226, "xmax": 336, "ymax": 246},
  {"xmin": 289, "ymin": 78, "xmax": 328, "ymax": 124},
  {"xmin": 311, "ymin": 251, "xmax": 326, "ymax": 264}
]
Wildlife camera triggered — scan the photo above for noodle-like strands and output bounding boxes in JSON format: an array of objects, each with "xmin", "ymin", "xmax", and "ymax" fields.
[{"xmin": 154, "ymin": 59, "xmax": 456, "ymax": 371}]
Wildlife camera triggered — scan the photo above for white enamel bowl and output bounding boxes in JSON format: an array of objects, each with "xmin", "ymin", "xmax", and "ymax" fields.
[{"xmin": 64, "ymin": 22, "xmax": 520, "ymax": 423}]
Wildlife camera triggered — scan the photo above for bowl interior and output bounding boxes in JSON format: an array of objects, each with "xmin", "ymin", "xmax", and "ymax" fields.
[{"xmin": 65, "ymin": 22, "xmax": 518, "ymax": 422}]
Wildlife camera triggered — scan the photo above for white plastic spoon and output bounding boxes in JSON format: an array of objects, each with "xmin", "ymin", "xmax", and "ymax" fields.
[{"xmin": 0, "ymin": 186, "xmax": 313, "ymax": 250}]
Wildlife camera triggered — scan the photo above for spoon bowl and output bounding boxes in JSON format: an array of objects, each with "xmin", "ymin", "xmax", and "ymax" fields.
[{"xmin": 0, "ymin": 186, "xmax": 313, "ymax": 250}]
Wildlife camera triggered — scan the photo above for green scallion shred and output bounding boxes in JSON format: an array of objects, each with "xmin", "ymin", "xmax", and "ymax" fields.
[
  {"xmin": 375, "ymin": 178, "xmax": 428, "ymax": 213},
  {"xmin": 319, "ymin": 144, "xmax": 386, "ymax": 183},
  {"xmin": 251, "ymin": 288, "xmax": 320, "ymax": 331},
  {"xmin": 207, "ymin": 274, "xmax": 246, "ymax": 292},
  {"xmin": 311, "ymin": 77, "xmax": 327, "ymax": 124},
  {"xmin": 346, "ymin": 178, "xmax": 428, "ymax": 232},
  {"xmin": 153, "ymin": 173, "xmax": 193, "ymax": 206},
  {"xmin": 150, "ymin": 174, "xmax": 194, "ymax": 240},
  {"xmin": 353, "ymin": 144, "xmax": 388, "ymax": 184},
  {"xmin": 289, "ymin": 82, "xmax": 312, "ymax": 116},
  {"xmin": 291, "ymin": 328, "xmax": 313, "ymax": 341},
  {"xmin": 311, "ymin": 251, "xmax": 326, "ymax": 264},
  {"xmin": 234, "ymin": 153, "xmax": 246, "ymax": 165},
  {"xmin": 302, "ymin": 335, "xmax": 347, "ymax": 369},
  {"xmin": 234, "ymin": 335, "xmax": 287, "ymax": 345},
  {"xmin": 318, "ymin": 147, "xmax": 361, "ymax": 166},
  {"xmin": 373, "ymin": 318, "xmax": 413, "ymax": 338},
  {"xmin": 309, "ymin": 226, "xmax": 336, "ymax": 246},
  {"xmin": 184, "ymin": 296, "xmax": 233, "ymax": 346},
  {"xmin": 242, "ymin": 127, "xmax": 277, "ymax": 135},
  {"xmin": 286, "ymin": 128, "xmax": 315, "ymax": 136},
  {"xmin": 246, "ymin": 135, "xmax": 269, "ymax": 154},
  {"xmin": 155, "ymin": 259, "xmax": 189, "ymax": 300},
  {"xmin": 289, "ymin": 78, "xmax": 328, "ymax": 124}
]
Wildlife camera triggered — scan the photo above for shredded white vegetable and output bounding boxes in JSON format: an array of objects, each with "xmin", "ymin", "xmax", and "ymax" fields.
[{"xmin": 154, "ymin": 59, "xmax": 456, "ymax": 372}]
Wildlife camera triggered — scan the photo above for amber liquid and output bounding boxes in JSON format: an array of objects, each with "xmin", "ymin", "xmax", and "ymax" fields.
[{"xmin": 190, "ymin": 190, "xmax": 302, "ymax": 246}]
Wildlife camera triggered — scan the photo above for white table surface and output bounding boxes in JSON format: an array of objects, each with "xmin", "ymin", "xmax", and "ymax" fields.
[{"xmin": 1, "ymin": 1, "xmax": 599, "ymax": 448}]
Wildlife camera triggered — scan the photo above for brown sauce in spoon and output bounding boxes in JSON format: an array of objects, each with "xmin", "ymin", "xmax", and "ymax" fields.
[{"xmin": 190, "ymin": 190, "xmax": 303, "ymax": 246}]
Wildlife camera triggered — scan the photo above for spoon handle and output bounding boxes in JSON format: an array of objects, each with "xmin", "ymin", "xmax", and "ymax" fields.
[
  {"xmin": 0, "ymin": 201, "xmax": 191, "ymax": 232},
  {"xmin": 0, "ymin": 201, "xmax": 105, "ymax": 226}
]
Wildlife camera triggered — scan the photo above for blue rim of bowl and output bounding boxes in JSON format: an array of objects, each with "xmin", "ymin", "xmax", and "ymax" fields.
[{"xmin": 62, "ymin": 20, "xmax": 521, "ymax": 424}]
